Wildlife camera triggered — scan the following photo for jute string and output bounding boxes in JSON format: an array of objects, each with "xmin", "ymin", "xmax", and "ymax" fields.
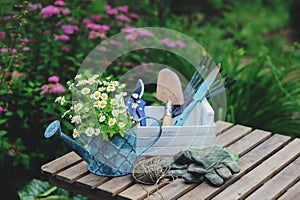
[{"xmin": 132, "ymin": 156, "xmax": 175, "ymax": 199}]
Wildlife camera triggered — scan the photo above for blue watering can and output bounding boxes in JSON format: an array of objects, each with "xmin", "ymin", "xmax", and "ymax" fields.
[{"xmin": 44, "ymin": 117, "xmax": 162, "ymax": 177}]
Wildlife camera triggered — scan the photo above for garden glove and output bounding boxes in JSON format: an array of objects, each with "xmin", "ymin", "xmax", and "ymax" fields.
[{"xmin": 169, "ymin": 145, "xmax": 240, "ymax": 186}]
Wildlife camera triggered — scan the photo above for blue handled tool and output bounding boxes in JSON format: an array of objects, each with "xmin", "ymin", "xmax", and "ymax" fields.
[
  {"xmin": 174, "ymin": 64, "xmax": 221, "ymax": 126},
  {"xmin": 126, "ymin": 79, "xmax": 147, "ymax": 126}
]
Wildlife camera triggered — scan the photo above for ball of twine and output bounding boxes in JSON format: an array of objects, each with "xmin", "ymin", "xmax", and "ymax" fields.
[{"xmin": 132, "ymin": 156, "xmax": 170, "ymax": 185}]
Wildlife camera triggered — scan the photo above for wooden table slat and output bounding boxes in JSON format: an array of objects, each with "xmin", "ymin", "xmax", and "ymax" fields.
[
  {"xmin": 56, "ymin": 161, "xmax": 89, "ymax": 183},
  {"xmin": 41, "ymin": 151, "xmax": 82, "ymax": 176},
  {"xmin": 246, "ymin": 156, "xmax": 300, "ymax": 200},
  {"xmin": 212, "ymin": 139, "xmax": 300, "ymax": 200},
  {"xmin": 215, "ymin": 120, "xmax": 233, "ymax": 135},
  {"xmin": 96, "ymin": 175, "xmax": 134, "ymax": 196},
  {"xmin": 216, "ymin": 125, "xmax": 252, "ymax": 147},
  {"xmin": 76, "ymin": 173, "xmax": 110, "ymax": 189},
  {"xmin": 144, "ymin": 128, "xmax": 269, "ymax": 200},
  {"xmin": 179, "ymin": 134, "xmax": 291, "ymax": 200},
  {"xmin": 278, "ymin": 180, "xmax": 300, "ymax": 200}
]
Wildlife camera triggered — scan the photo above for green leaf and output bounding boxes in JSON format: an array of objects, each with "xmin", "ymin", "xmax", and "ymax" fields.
[
  {"xmin": 0, "ymin": 118, "xmax": 7, "ymax": 125},
  {"xmin": 16, "ymin": 109, "xmax": 24, "ymax": 118},
  {"xmin": 0, "ymin": 130, "xmax": 7, "ymax": 137}
]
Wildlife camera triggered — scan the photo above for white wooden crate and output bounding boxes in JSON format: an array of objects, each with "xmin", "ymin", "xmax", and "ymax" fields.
[{"xmin": 136, "ymin": 98, "xmax": 216, "ymax": 156}]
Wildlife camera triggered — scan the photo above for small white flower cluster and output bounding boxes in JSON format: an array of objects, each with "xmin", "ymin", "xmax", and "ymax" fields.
[{"xmin": 55, "ymin": 75, "xmax": 134, "ymax": 140}]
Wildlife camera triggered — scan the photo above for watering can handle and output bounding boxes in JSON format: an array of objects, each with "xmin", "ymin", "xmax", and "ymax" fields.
[{"xmin": 137, "ymin": 116, "xmax": 162, "ymax": 156}]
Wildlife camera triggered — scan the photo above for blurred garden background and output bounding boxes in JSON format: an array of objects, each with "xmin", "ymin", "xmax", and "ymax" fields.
[{"xmin": 0, "ymin": 0, "xmax": 300, "ymax": 199}]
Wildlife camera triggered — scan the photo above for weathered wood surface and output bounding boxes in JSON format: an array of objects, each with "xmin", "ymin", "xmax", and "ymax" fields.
[{"xmin": 41, "ymin": 121, "xmax": 300, "ymax": 200}]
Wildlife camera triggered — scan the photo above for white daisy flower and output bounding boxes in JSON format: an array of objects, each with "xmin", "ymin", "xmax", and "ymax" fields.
[
  {"xmin": 106, "ymin": 77, "xmax": 112, "ymax": 80},
  {"xmin": 87, "ymin": 78, "xmax": 96, "ymax": 85},
  {"xmin": 76, "ymin": 80, "xmax": 87, "ymax": 86},
  {"xmin": 75, "ymin": 74, "xmax": 82, "ymax": 79},
  {"xmin": 112, "ymin": 109, "xmax": 120, "ymax": 117},
  {"xmin": 101, "ymin": 93, "xmax": 108, "ymax": 100},
  {"xmin": 103, "ymin": 81, "xmax": 109, "ymax": 86},
  {"xmin": 111, "ymin": 81, "xmax": 119, "ymax": 86},
  {"xmin": 90, "ymin": 91, "xmax": 101, "ymax": 100},
  {"xmin": 94, "ymin": 100, "xmax": 101, "ymax": 108},
  {"xmin": 110, "ymin": 98, "xmax": 118, "ymax": 105},
  {"xmin": 81, "ymin": 87, "xmax": 90, "ymax": 95},
  {"xmin": 94, "ymin": 128, "xmax": 100, "ymax": 136},
  {"xmin": 108, "ymin": 118, "xmax": 116, "ymax": 126},
  {"xmin": 99, "ymin": 115, "xmax": 106, "ymax": 122},
  {"xmin": 120, "ymin": 92, "xmax": 127, "ymax": 96},
  {"xmin": 118, "ymin": 122, "xmax": 126, "ymax": 128},
  {"xmin": 85, "ymin": 107, "xmax": 90, "ymax": 112},
  {"xmin": 99, "ymin": 100, "xmax": 107, "ymax": 108},
  {"xmin": 98, "ymin": 86, "xmax": 105, "ymax": 92},
  {"xmin": 119, "ymin": 83, "xmax": 126, "ymax": 89},
  {"xmin": 55, "ymin": 96, "xmax": 61, "ymax": 103},
  {"xmin": 71, "ymin": 115, "xmax": 81, "ymax": 124},
  {"xmin": 85, "ymin": 127, "xmax": 94, "ymax": 136},
  {"xmin": 74, "ymin": 103, "xmax": 83, "ymax": 111},
  {"xmin": 92, "ymin": 74, "xmax": 99, "ymax": 80},
  {"xmin": 68, "ymin": 83, "xmax": 74, "ymax": 90},
  {"xmin": 107, "ymin": 85, "xmax": 115, "ymax": 92},
  {"xmin": 60, "ymin": 96, "xmax": 66, "ymax": 105},
  {"xmin": 73, "ymin": 128, "xmax": 79, "ymax": 138}
]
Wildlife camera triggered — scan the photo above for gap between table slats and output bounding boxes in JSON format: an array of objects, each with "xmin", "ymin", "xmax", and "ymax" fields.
[
  {"xmin": 212, "ymin": 139, "xmax": 300, "ymax": 200},
  {"xmin": 178, "ymin": 133, "xmax": 291, "ymax": 200},
  {"xmin": 277, "ymin": 179, "xmax": 300, "ymax": 200}
]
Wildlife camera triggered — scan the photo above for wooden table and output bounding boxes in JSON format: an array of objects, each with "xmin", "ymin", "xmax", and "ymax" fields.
[{"xmin": 41, "ymin": 121, "xmax": 300, "ymax": 200}]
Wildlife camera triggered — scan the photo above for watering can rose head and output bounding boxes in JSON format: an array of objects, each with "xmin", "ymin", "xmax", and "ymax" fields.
[{"xmin": 55, "ymin": 74, "xmax": 135, "ymax": 140}]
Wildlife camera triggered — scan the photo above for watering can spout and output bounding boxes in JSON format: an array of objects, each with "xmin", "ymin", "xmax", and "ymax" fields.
[{"xmin": 44, "ymin": 120, "xmax": 92, "ymax": 164}]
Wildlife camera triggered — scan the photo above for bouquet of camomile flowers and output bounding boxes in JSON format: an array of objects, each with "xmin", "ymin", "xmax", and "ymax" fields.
[{"xmin": 55, "ymin": 74, "xmax": 135, "ymax": 140}]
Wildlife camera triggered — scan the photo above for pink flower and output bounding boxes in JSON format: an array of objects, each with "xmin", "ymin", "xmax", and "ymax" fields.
[
  {"xmin": 109, "ymin": 40, "xmax": 123, "ymax": 47},
  {"xmin": 40, "ymin": 84, "xmax": 49, "ymax": 94},
  {"xmin": 125, "ymin": 34, "xmax": 136, "ymax": 41},
  {"xmin": 96, "ymin": 46, "xmax": 107, "ymax": 51},
  {"xmin": 137, "ymin": 29, "xmax": 154, "ymax": 37},
  {"xmin": 48, "ymin": 75, "xmax": 59, "ymax": 83},
  {"xmin": 115, "ymin": 14, "xmax": 131, "ymax": 22},
  {"xmin": 82, "ymin": 18, "xmax": 92, "ymax": 24},
  {"xmin": 88, "ymin": 31, "xmax": 106, "ymax": 40},
  {"xmin": 41, "ymin": 5, "xmax": 60, "ymax": 18},
  {"xmin": 0, "ymin": 106, "xmax": 3, "ymax": 113},
  {"xmin": 121, "ymin": 26, "xmax": 136, "ymax": 32},
  {"xmin": 104, "ymin": 5, "xmax": 118, "ymax": 15},
  {"xmin": 54, "ymin": 34, "xmax": 70, "ymax": 41},
  {"xmin": 60, "ymin": 8, "xmax": 70, "ymax": 15},
  {"xmin": 117, "ymin": 5, "xmax": 129, "ymax": 13},
  {"xmin": 1, "ymin": 48, "xmax": 7, "ymax": 53},
  {"xmin": 67, "ymin": 17, "xmax": 74, "ymax": 22},
  {"xmin": 28, "ymin": 3, "xmax": 42, "ymax": 11},
  {"xmin": 176, "ymin": 41, "xmax": 185, "ymax": 48},
  {"xmin": 11, "ymin": 48, "xmax": 17, "ymax": 53},
  {"xmin": 92, "ymin": 15, "xmax": 102, "ymax": 21},
  {"xmin": 23, "ymin": 47, "xmax": 30, "ymax": 51},
  {"xmin": 100, "ymin": 25, "xmax": 110, "ymax": 31},
  {"xmin": 86, "ymin": 23, "xmax": 102, "ymax": 31},
  {"xmin": 54, "ymin": 0, "xmax": 65, "ymax": 6},
  {"xmin": 49, "ymin": 83, "xmax": 66, "ymax": 94},
  {"xmin": 3, "ymin": 15, "xmax": 12, "ymax": 21},
  {"xmin": 160, "ymin": 38, "xmax": 176, "ymax": 48},
  {"xmin": 61, "ymin": 25, "xmax": 79, "ymax": 34},
  {"xmin": 23, "ymin": 37, "xmax": 30, "ymax": 43},
  {"xmin": 129, "ymin": 13, "xmax": 139, "ymax": 19},
  {"xmin": 0, "ymin": 31, "xmax": 6, "ymax": 39}
]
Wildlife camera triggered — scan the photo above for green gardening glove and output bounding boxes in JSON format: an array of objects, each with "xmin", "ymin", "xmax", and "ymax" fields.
[{"xmin": 170, "ymin": 145, "xmax": 240, "ymax": 186}]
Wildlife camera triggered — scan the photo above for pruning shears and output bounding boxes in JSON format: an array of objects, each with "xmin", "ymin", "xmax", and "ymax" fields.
[{"xmin": 126, "ymin": 79, "xmax": 147, "ymax": 126}]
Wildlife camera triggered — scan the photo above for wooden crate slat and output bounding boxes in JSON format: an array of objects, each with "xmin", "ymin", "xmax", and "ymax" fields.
[
  {"xmin": 246, "ymin": 156, "xmax": 300, "ymax": 200},
  {"xmin": 216, "ymin": 125, "xmax": 252, "ymax": 147},
  {"xmin": 56, "ymin": 161, "xmax": 89, "ymax": 184},
  {"xmin": 41, "ymin": 151, "xmax": 82, "ymax": 176},
  {"xmin": 144, "ymin": 128, "xmax": 270, "ymax": 200},
  {"xmin": 76, "ymin": 173, "xmax": 110, "ymax": 189},
  {"xmin": 228, "ymin": 129, "xmax": 271, "ymax": 157},
  {"xmin": 212, "ymin": 139, "xmax": 300, "ymax": 200},
  {"xmin": 96, "ymin": 175, "xmax": 134, "ymax": 196},
  {"xmin": 118, "ymin": 181, "xmax": 169, "ymax": 200},
  {"xmin": 278, "ymin": 180, "xmax": 300, "ymax": 200},
  {"xmin": 215, "ymin": 121, "xmax": 233, "ymax": 135},
  {"xmin": 179, "ymin": 134, "xmax": 291, "ymax": 200}
]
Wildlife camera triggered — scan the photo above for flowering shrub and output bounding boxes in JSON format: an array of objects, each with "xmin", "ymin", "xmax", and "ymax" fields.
[{"xmin": 55, "ymin": 75, "xmax": 134, "ymax": 140}]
